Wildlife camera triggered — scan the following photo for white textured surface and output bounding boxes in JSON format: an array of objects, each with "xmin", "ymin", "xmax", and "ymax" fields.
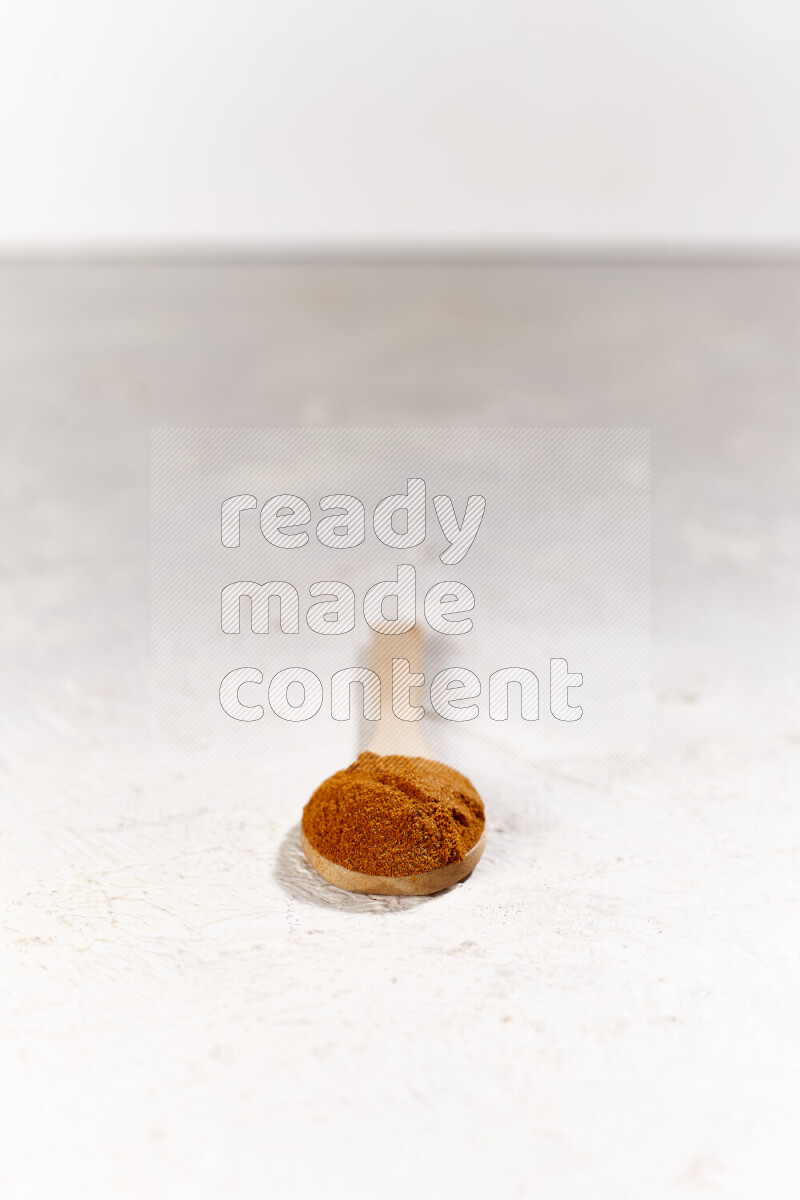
[{"xmin": 1, "ymin": 263, "xmax": 799, "ymax": 1199}]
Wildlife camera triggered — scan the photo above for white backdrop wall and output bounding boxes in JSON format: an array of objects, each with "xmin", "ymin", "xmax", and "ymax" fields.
[{"xmin": 2, "ymin": 0, "xmax": 799, "ymax": 250}]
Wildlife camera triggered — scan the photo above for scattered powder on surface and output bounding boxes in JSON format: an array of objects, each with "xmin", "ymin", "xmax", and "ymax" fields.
[{"xmin": 302, "ymin": 751, "xmax": 485, "ymax": 876}]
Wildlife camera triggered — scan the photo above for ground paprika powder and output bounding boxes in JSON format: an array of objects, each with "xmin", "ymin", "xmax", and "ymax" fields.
[{"xmin": 302, "ymin": 751, "xmax": 485, "ymax": 877}]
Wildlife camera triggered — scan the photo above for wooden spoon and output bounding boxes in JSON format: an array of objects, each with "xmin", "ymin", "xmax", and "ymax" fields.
[{"xmin": 301, "ymin": 627, "xmax": 486, "ymax": 896}]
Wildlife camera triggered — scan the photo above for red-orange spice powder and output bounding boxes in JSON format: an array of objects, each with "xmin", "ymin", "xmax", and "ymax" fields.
[{"xmin": 302, "ymin": 751, "xmax": 485, "ymax": 877}]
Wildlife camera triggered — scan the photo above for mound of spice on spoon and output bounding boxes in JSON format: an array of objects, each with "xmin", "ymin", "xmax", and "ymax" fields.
[{"xmin": 302, "ymin": 750, "xmax": 484, "ymax": 877}]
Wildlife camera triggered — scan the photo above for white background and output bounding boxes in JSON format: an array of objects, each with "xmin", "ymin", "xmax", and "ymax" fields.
[
  {"xmin": 2, "ymin": 0, "xmax": 800, "ymax": 249},
  {"xmin": 3, "ymin": 262, "xmax": 798, "ymax": 1198}
]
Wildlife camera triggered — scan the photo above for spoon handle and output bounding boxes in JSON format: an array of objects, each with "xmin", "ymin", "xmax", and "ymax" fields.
[{"xmin": 366, "ymin": 626, "xmax": 431, "ymax": 758}]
